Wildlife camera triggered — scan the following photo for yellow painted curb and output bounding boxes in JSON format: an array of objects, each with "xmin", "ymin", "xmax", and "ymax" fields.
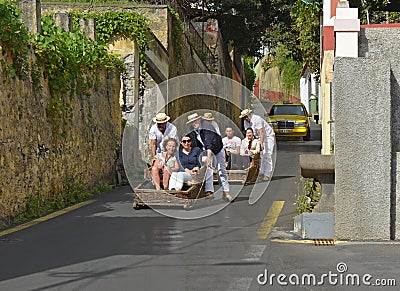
[
  {"xmin": 257, "ymin": 201, "xmax": 285, "ymax": 239},
  {"xmin": 270, "ymin": 239, "xmax": 315, "ymax": 244},
  {"xmin": 270, "ymin": 238, "xmax": 400, "ymax": 245},
  {"xmin": 0, "ymin": 199, "xmax": 96, "ymax": 237}
]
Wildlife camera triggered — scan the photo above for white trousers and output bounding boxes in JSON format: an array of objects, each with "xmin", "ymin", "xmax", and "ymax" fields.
[
  {"xmin": 169, "ymin": 172, "xmax": 192, "ymax": 190},
  {"xmin": 169, "ymin": 168, "xmax": 213, "ymax": 192},
  {"xmin": 260, "ymin": 136, "xmax": 275, "ymax": 177},
  {"xmin": 215, "ymin": 149, "xmax": 230, "ymax": 192}
]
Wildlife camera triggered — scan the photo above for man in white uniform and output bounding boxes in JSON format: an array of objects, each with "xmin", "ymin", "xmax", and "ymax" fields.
[
  {"xmin": 239, "ymin": 108, "xmax": 275, "ymax": 181},
  {"xmin": 149, "ymin": 113, "xmax": 178, "ymax": 158}
]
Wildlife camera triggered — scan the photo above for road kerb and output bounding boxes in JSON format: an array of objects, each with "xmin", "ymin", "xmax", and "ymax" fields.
[{"xmin": 0, "ymin": 199, "xmax": 96, "ymax": 237}]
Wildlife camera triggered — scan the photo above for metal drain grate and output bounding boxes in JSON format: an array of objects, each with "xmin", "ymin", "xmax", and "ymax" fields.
[{"xmin": 313, "ymin": 239, "xmax": 335, "ymax": 246}]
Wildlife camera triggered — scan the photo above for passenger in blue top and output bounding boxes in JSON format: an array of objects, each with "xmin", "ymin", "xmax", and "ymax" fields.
[{"xmin": 169, "ymin": 135, "xmax": 213, "ymax": 197}]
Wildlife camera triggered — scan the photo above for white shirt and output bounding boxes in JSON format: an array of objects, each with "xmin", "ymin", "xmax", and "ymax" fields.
[
  {"xmin": 244, "ymin": 114, "xmax": 275, "ymax": 142},
  {"xmin": 149, "ymin": 122, "xmax": 178, "ymax": 153},
  {"xmin": 222, "ymin": 136, "xmax": 241, "ymax": 154}
]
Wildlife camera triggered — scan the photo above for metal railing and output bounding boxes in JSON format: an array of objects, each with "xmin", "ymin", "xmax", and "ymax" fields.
[
  {"xmin": 126, "ymin": 0, "xmax": 216, "ymax": 71},
  {"xmin": 128, "ymin": 0, "xmax": 169, "ymax": 5},
  {"xmin": 169, "ymin": 0, "xmax": 216, "ymax": 71}
]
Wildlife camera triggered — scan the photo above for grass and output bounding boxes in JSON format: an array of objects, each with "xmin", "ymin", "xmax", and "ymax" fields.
[{"xmin": 0, "ymin": 182, "xmax": 113, "ymax": 230}]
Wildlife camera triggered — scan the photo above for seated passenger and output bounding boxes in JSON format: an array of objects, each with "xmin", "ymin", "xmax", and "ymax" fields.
[
  {"xmin": 222, "ymin": 126, "xmax": 242, "ymax": 169},
  {"xmin": 169, "ymin": 135, "xmax": 214, "ymax": 198},
  {"xmin": 240, "ymin": 128, "xmax": 261, "ymax": 185},
  {"xmin": 151, "ymin": 138, "xmax": 180, "ymax": 190}
]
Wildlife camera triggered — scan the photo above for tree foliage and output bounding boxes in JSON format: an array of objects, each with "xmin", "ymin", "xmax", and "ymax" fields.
[
  {"xmin": 291, "ymin": 0, "xmax": 321, "ymax": 76},
  {"xmin": 182, "ymin": 0, "xmax": 271, "ymax": 56},
  {"xmin": 243, "ymin": 56, "xmax": 256, "ymax": 90},
  {"xmin": 182, "ymin": 0, "xmax": 399, "ymax": 84},
  {"xmin": 350, "ymin": 0, "xmax": 391, "ymax": 24}
]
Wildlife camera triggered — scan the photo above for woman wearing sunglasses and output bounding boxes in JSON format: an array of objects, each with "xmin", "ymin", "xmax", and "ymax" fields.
[{"xmin": 169, "ymin": 135, "xmax": 213, "ymax": 197}]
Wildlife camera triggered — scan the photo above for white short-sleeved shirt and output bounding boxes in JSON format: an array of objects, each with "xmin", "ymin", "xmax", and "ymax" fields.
[
  {"xmin": 244, "ymin": 114, "xmax": 275, "ymax": 141},
  {"xmin": 149, "ymin": 122, "xmax": 178, "ymax": 153},
  {"xmin": 222, "ymin": 136, "xmax": 241, "ymax": 154},
  {"xmin": 155, "ymin": 152, "xmax": 177, "ymax": 168}
]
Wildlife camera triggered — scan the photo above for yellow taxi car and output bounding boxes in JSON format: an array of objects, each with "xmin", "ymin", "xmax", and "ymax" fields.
[{"xmin": 268, "ymin": 101, "xmax": 311, "ymax": 141}]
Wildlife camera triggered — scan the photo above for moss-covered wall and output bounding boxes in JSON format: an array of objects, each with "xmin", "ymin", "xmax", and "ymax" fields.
[{"xmin": 0, "ymin": 51, "xmax": 121, "ymax": 221}]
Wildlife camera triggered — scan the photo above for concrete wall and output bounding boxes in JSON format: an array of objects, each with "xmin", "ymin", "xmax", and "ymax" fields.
[
  {"xmin": 333, "ymin": 57, "xmax": 391, "ymax": 240},
  {"xmin": 258, "ymin": 66, "xmax": 300, "ymax": 103},
  {"xmin": 333, "ymin": 27, "xmax": 400, "ymax": 240},
  {"xmin": 0, "ymin": 52, "xmax": 121, "ymax": 224}
]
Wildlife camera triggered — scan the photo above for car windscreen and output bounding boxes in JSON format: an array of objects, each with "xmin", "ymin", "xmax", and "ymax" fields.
[{"xmin": 270, "ymin": 105, "xmax": 304, "ymax": 116}]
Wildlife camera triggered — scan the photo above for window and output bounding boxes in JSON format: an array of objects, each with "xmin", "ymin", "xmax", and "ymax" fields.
[{"xmin": 270, "ymin": 105, "xmax": 305, "ymax": 116}]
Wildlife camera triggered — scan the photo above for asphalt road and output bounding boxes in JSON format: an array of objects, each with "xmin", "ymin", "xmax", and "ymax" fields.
[{"xmin": 2, "ymin": 123, "xmax": 399, "ymax": 291}]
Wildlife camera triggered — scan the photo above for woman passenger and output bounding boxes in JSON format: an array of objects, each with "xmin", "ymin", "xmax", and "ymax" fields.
[
  {"xmin": 151, "ymin": 138, "xmax": 180, "ymax": 190},
  {"xmin": 169, "ymin": 135, "xmax": 214, "ymax": 198}
]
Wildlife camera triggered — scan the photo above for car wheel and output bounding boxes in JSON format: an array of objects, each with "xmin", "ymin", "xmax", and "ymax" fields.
[{"xmin": 303, "ymin": 127, "xmax": 311, "ymax": 141}]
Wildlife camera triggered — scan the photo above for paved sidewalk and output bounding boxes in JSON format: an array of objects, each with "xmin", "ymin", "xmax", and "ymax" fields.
[{"xmin": 259, "ymin": 228, "xmax": 400, "ymax": 290}]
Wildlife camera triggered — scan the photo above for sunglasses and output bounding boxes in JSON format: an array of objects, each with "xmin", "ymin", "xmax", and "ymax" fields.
[{"xmin": 181, "ymin": 139, "xmax": 191, "ymax": 143}]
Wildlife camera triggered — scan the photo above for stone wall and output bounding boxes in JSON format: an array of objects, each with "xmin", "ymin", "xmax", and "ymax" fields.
[
  {"xmin": 333, "ymin": 27, "xmax": 400, "ymax": 240},
  {"xmin": 167, "ymin": 11, "xmax": 242, "ymax": 130},
  {"xmin": 0, "ymin": 51, "xmax": 121, "ymax": 222},
  {"xmin": 41, "ymin": 3, "xmax": 169, "ymax": 48},
  {"xmin": 38, "ymin": 2, "xmax": 243, "ymax": 173}
]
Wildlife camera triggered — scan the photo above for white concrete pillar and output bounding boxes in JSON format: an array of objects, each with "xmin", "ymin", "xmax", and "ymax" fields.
[
  {"xmin": 300, "ymin": 75, "xmax": 310, "ymax": 112},
  {"xmin": 334, "ymin": 1, "xmax": 360, "ymax": 57}
]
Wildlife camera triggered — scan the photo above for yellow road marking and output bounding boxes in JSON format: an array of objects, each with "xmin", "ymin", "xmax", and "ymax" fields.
[
  {"xmin": 271, "ymin": 239, "xmax": 400, "ymax": 245},
  {"xmin": 0, "ymin": 199, "xmax": 96, "ymax": 237},
  {"xmin": 271, "ymin": 239, "xmax": 316, "ymax": 244},
  {"xmin": 257, "ymin": 200, "xmax": 285, "ymax": 239}
]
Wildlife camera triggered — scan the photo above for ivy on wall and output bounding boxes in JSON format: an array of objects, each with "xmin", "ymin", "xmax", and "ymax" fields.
[
  {"xmin": 0, "ymin": 0, "xmax": 30, "ymax": 80},
  {"xmin": 71, "ymin": 11, "xmax": 150, "ymax": 78},
  {"xmin": 261, "ymin": 44, "xmax": 302, "ymax": 97},
  {"xmin": 32, "ymin": 16, "xmax": 124, "ymax": 137},
  {"xmin": 1, "ymin": 1, "xmax": 152, "ymax": 138}
]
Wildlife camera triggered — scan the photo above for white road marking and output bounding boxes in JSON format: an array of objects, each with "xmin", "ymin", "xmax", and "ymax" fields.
[
  {"xmin": 228, "ymin": 277, "xmax": 253, "ymax": 291},
  {"xmin": 243, "ymin": 244, "xmax": 266, "ymax": 262}
]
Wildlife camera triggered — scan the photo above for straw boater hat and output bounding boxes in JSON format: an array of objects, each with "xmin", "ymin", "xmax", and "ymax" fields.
[
  {"xmin": 186, "ymin": 113, "xmax": 202, "ymax": 124},
  {"xmin": 153, "ymin": 112, "xmax": 170, "ymax": 123},
  {"xmin": 202, "ymin": 112, "xmax": 215, "ymax": 121},
  {"xmin": 239, "ymin": 108, "xmax": 252, "ymax": 118}
]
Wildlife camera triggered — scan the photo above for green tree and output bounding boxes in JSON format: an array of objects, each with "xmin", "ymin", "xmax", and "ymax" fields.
[
  {"xmin": 291, "ymin": 0, "xmax": 322, "ymax": 77},
  {"xmin": 182, "ymin": 0, "xmax": 271, "ymax": 56},
  {"xmin": 244, "ymin": 56, "xmax": 256, "ymax": 90},
  {"xmin": 350, "ymin": 0, "xmax": 391, "ymax": 24}
]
